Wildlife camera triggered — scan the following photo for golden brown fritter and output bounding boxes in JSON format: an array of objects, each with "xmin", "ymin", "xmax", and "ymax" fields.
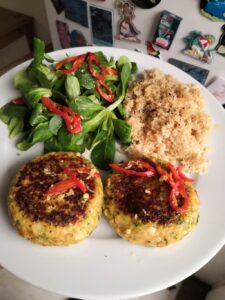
[
  {"xmin": 104, "ymin": 159, "xmax": 199, "ymax": 247},
  {"xmin": 9, "ymin": 152, "xmax": 103, "ymax": 246}
]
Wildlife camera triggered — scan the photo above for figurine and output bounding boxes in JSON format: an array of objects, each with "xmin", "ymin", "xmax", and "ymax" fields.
[
  {"xmin": 200, "ymin": 0, "xmax": 225, "ymax": 22},
  {"xmin": 183, "ymin": 31, "xmax": 216, "ymax": 64},
  {"xmin": 216, "ymin": 25, "xmax": 225, "ymax": 56},
  {"xmin": 146, "ymin": 41, "xmax": 160, "ymax": 58},
  {"xmin": 115, "ymin": 0, "xmax": 141, "ymax": 42}
]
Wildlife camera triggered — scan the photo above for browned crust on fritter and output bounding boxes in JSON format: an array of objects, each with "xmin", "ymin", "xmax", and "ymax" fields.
[
  {"xmin": 105, "ymin": 174, "xmax": 179, "ymax": 225},
  {"xmin": 105, "ymin": 160, "xmax": 193, "ymax": 225},
  {"xmin": 10, "ymin": 152, "xmax": 98, "ymax": 226}
]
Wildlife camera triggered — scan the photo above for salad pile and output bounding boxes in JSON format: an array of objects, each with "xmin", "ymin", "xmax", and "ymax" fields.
[{"xmin": 0, "ymin": 38, "xmax": 137, "ymax": 170}]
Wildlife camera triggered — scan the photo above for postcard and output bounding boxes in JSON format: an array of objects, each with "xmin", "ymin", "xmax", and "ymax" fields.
[
  {"xmin": 90, "ymin": 5, "xmax": 114, "ymax": 47},
  {"xmin": 56, "ymin": 20, "xmax": 71, "ymax": 49},
  {"xmin": 51, "ymin": 0, "xmax": 64, "ymax": 14},
  {"xmin": 64, "ymin": 0, "xmax": 89, "ymax": 28},
  {"xmin": 168, "ymin": 58, "xmax": 209, "ymax": 85}
]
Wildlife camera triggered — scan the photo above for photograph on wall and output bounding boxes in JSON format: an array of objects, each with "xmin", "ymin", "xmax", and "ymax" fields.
[
  {"xmin": 90, "ymin": 6, "xmax": 114, "ymax": 46},
  {"xmin": 51, "ymin": 0, "xmax": 64, "ymax": 14},
  {"xmin": 56, "ymin": 20, "xmax": 71, "ymax": 49},
  {"xmin": 64, "ymin": 0, "xmax": 89, "ymax": 28},
  {"xmin": 70, "ymin": 30, "xmax": 87, "ymax": 47}
]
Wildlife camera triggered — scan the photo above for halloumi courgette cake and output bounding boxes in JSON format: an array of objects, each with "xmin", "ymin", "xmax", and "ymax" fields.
[
  {"xmin": 104, "ymin": 159, "xmax": 199, "ymax": 247},
  {"xmin": 8, "ymin": 152, "xmax": 103, "ymax": 246}
]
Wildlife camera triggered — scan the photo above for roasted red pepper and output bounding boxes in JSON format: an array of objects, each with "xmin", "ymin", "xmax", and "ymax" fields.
[
  {"xmin": 64, "ymin": 167, "xmax": 86, "ymax": 193},
  {"xmin": 62, "ymin": 106, "xmax": 82, "ymax": 134},
  {"xmin": 11, "ymin": 97, "xmax": 25, "ymax": 105},
  {"xmin": 87, "ymin": 53, "xmax": 117, "ymax": 101},
  {"xmin": 169, "ymin": 185, "xmax": 189, "ymax": 214},
  {"xmin": 55, "ymin": 54, "xmax": 86, "ymax": 75},
  {"xmin": 42, "ymin": 96, "xmax": 82, "ymax": 134},
  {"xmin": 156, "ymin": 163, "xmax": 193, "ymax": 214},
  {"xmin": 46, "ymin": 167, "xmax": 87, "ymax": 196},
  {"xmin": 176, "ymin": 165, "xmax": 194, "ymax": 182},
  {"xmin": 95, "ymin": 81, "xmax": 114, "ymax": 102},
  {"xmin": 87, "ymin": 52, "xmax": 105, "ymax": 80},
  {"xmin": 88, "ymin": 53, "xmax": 118, "ymax": 81},
  {"xmin": 109, "ymin": 160, "xmax": 156, "ymax": 177},
  {"xmin": 46, "ymin": 179, "xmax": 76, "ymax": 196}
]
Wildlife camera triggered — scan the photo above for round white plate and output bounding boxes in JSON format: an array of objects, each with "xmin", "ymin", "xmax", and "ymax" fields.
[{"xmin": 0, "ymin": 47, "xmax": 225, "ymax": 300}]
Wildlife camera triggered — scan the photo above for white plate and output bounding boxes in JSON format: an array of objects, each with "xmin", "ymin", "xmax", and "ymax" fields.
[{"xmin": 0, "ymin": 47, "xmax": 225, "ymax": 300}]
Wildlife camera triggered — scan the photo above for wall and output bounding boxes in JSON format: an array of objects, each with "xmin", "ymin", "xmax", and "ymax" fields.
[
  {"xmin": 44, "ymin": 0, "xmax": 225, "ymax": 85},
  {"xmin": 0, "ymin": 0, "xmax": 51, "ymax": 43}
]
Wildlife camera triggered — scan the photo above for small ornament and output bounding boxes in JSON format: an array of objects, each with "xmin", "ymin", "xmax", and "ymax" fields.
[
  {"xmin": 200, "ymin": 0, "xmax": 225, "ymax": 22},
  {"xmin": 115, "ymin": 0, "xmax": 141, "ymax": 43},
  {"xmin": 153, "ymin": 10, "xmax": 182, "ymax": 50},
  {"xmin": 168, "ymin": 58, "xmax": 210, "ymax": 85},
  {"xmin": 131, "ymin": 0, "xmax": 161, "ymax": 9},
  {"xmin": 146, "ymin": 41, "xmax": 160, "ymax": 58},
  {"xmin": 216, "ymin": 24, "xmax": 225, "ymax": 56},
  {"xmin": 183, "ymin": 31, "xmax": 216, "ymax": 64}
]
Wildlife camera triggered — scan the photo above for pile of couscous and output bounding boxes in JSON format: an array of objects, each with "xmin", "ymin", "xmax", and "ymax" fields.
[{"xmin": 123, "ymin": 69, "xmax": 212, "ymax": 173}]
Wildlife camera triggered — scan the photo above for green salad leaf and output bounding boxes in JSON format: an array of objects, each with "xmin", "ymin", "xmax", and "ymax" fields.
[{"xmin": 0, "ymin": 38, "xmax": 138, "ymax": 170}]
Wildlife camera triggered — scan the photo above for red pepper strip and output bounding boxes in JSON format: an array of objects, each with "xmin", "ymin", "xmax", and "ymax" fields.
[
  {"xmin": 169, "ymin": 186, "xmax": 189, "ymax": 214},
  {"xmin": 64, "ymin": 167, "xmax": 86, "ymax": 193},
  {"xmin": 60, "ymin": 54, "xmax": 86, "ymax": 75},
  {"xmin": 88, "ymin": 53, "xmax": 119, "ymax": 81},
  {"xmin": 42, "ymin": 96, "xmax": 82, "ymax": 134},
  {"xmin": 167, "ymin": 163, "xmax": 193, "ymax": 182},
  {"xmin": 156, "ymin": 166, "xmax": 168, "ymax": 177},
  {"xmin": 88, "ymin": 53, "xmax": 105, "ymax": 80},
  {"xmin": 55, "ymin": 55, "xmax": 78, "ymax": 70},
  {"xmin": 11, "ymin": 97, "xmax": 25, "ymax": 105},
  {"xmin": 156, "ymin": 165, "xmax": 190, "ymax": 214},
  {"xmin": 109, "ymin": 161, "xmax": 156, "ymax": 177},
  {"xmin": 95, "ymin": 81, "xmax": 114, "ymax": 102},
  {"xmin": 46, "ymin": 179, "xmax": 76, "ymax": 196},
  {"xmin": 177, "ymin": 165, "xmax": 193, "ymax": 182},
  {"xmin": 98, "ymin": 67, "xmax": 119, "ymax": 81},
  {"xmin": 55, "ymin": 54, "xmax": 86, "ymax": 75},
  {"xmin": 62, "ymin": 106, "xmax": 82, "ymax": 134}
]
